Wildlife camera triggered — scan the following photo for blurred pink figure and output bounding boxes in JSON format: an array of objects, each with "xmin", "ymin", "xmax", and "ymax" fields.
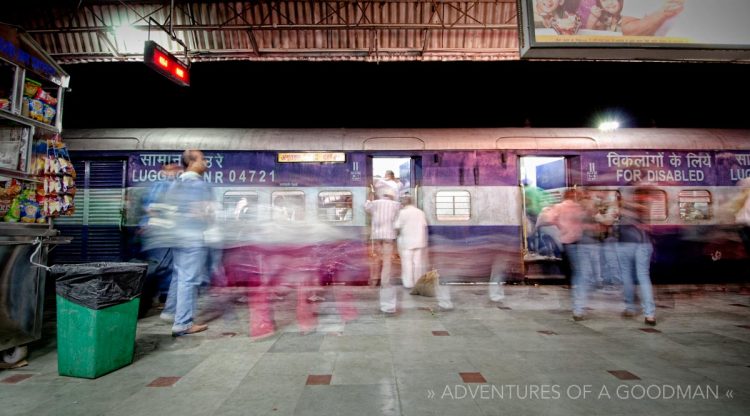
[{"xmin": 222, "ymin": 196, "xmax": 366, "ymax": 339}]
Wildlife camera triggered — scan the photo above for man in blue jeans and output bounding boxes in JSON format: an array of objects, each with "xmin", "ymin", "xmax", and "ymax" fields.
[
  {"xmin": 617, "ymin": 186, "xmax": 657, "ymax": 326},
  {"xmin": 160, "ymin": 150, "xmax": 213, "ymax": 336},
  {"xmin": 137, "ymin": 163, "xmax": 180, "ymax": 317}
]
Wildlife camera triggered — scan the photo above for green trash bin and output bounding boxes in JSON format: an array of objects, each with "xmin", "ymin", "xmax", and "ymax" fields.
[
  {"xmin": 56, "ymin": 295, "xmax": 140, "ymax": 378},
  {"xmin": 52, "ymin": 262, "xmax": 147, "ymax": 379}
]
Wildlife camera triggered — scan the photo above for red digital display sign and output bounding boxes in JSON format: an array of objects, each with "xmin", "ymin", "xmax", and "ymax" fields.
[{"xmin": 143, "ymin": 40, "xmax": 190, "ymax": 87}]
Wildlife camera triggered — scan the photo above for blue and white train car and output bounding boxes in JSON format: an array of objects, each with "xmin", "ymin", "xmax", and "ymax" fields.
[{"xmin": 54, "ymin": 128, "xmax": 750, "ymax": 284}]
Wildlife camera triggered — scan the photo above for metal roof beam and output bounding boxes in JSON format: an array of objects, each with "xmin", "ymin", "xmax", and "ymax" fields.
[
  {"xmin": 354, "ymin": 1, "xmax": 373, "ymax": 25},
  {"xmin": 49, "ymin": 50, "xmax": 519, "ymax": 63},
  {"xmin": 27, "ymin": 23, "xmax": 515, "ymax": 33},
  {"xmin": 95, "ymin": 30, "xmax": 123, "ymax": 59},
  {"xmin": 223, "ymin": 2, "xmax": 262, "ymax": 57},
  {"xmin": 445, "ymin": 0, "xmax": 484, "ymax": 27},
  {"xmin": 83, "ymin": 4, "xmax": 122, "ymax": 58},
  {"xmin": 317, "ymin": 1, "xmax": 347, "ymax": 25},
  {"xmin": 15, "ymin": 1, "xmax": 520, "ymax": 64}
]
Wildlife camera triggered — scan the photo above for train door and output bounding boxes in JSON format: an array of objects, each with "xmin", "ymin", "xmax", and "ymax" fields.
[
  {"xmin": 518, "ymin": 155, "xmax": 572, "ymax": 279},
  {"xmin": 52, "ymin": 159, "xmax": 127, "ymax": 263},
  {"xmin": 366, "ymin": 155, "xmax": 421, "ymax": 282}
]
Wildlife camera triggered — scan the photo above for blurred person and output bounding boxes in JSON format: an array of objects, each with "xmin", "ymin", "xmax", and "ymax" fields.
[
  {"xmin": 523, "ymin": 179, "xmax": 549, "ymax": 255},
  {"xmin": 272, "ymin": 195, "xmax": 294, "ymax": 221},
  {"xmin": 580, "ymin": 191, "xmax": 605, "ymax": 288},
  {"xmin": 246, "ymin": 219, "xmax": 363, "ymax": 339},
  {"xmin": 535, "ymin": 206, "xmax": 564, "ymax": 258},
  {"xmin": 204, "ymin": 197, "xmax": 226, "ymax": 284},
  {"xmin": 340, "ymin": 195, "xmax": 353, "ymax": 221},
  {"xmin": 548, "ymin": 188, "xmax": 590, "ymax": 321},
  {"xmin": 245, "ymin": 197, "xmax": 299, "ymax": 339},
  {"xmin": 315, "ymin": 235, "xmax": 361, "ymax": 322},
  {"xmin": 489, "ymin": 252, "xmax": 512, "ymax": 303},
  {"xmin": 595, "ymin": 193, "xmax": 622, "ymax": 287},
  {"xmin": 245, "ymin": 247, "xmax": 284, "ymax": 340},
  {"xmin": 137, "ymin": 163, "xmax": 180, "ymax": 316},
  {"xmin": 374, "ymin": 170, "xmax": 402, "ymax": 199},
  {"xmin": 234, "ymin": 197, "xmax": 250, "ymax": 220},
  {"xmin": 617, "ymin": 184, "xmax": 657, "ymax": 326},
  {"xmin": 365, "ymin": 189, "xmax": 401, "ymax": 313},
  {"xmin": 195, "ymin": 198, "xmax": 232, "ymax": 323},
  {"xmin": 160, "ymin": 150, "xmax": 212, "ymax": 336}
]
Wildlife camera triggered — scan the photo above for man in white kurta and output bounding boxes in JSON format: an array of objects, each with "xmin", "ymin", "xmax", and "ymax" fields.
[
  {"xmin": 395, "ymin": 196, "xmax": 454, "ymax": 310},
  {"xmin": 394, "ymin": 196, "xmax": 428, "ymax": 289}
]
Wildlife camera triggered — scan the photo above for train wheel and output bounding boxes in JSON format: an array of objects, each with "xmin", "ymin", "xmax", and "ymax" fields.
[{"xmin": 2, "ymin": 345, "xmax": 28, "ymax": 364}]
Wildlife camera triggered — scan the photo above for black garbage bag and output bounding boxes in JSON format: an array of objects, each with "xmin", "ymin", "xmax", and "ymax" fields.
[{"xmin": 52, "ymin": 262, "xmax": 148, "ymax": 310}]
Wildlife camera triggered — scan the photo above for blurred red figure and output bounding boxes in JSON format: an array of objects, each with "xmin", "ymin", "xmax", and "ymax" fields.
[{"xmin": 222, "ymin": 213, "xmax": 362, "ymax": 339}]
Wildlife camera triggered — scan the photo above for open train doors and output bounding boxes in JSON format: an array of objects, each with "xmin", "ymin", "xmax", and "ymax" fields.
[
  {"xmin": 518, "ymin": 155, "xmax": 581, "ymax": 280},
  {"xmin": 369, "ymin": 156, "xmax": 422, "ymax": 207}
]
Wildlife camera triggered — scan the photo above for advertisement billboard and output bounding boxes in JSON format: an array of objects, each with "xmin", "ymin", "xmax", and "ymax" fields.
[{"xmin": 520, "ymin": 0, "xmax": 750, "ymax": 61}]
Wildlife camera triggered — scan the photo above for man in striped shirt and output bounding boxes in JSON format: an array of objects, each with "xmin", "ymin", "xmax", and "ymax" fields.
[{"xmin": 364, "ymin": 189, "xmax": 402, "ymax": 313}]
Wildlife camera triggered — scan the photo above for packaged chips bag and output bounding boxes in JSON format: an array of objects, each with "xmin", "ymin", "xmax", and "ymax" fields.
[
  {"xmin": 42, "ymin": 103, "xmax": 56, "ymax": 124},
  {"xmin": 34, "ymin": 88, "xmax": 58, "ymax": 106},
  {"xmin": 20, "ymin": 198, "xmax": 40, "ymax": 223},
  {"xmin": 3, "ymin": 196, "xmax": 20, "ymax": 222},
  {"xmin": 61, "ymin": 175, "xmax": 75, "ymax": 193},
  {"xmin": 28, "ymin": 98, "xmax": 44, "ymax": 121},
  {"xmin": 24, "ymin": 79, "xmax": 41, "ymax": 97},
  {"xmin": 44, "ymin": 176, "xmax": 61, "ymax": 194},
  {"xmin": 61, "ymin": 194, "xmax": 75, "ymax": 216}
]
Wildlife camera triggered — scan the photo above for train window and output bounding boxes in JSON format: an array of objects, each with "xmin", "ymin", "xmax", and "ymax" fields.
[
  {"xmin": 223, "ymin": 191, "xmax": 259, "ymax": 221},
  {"xmin": 435, "ymin": 190, "xmax": 471, "ymax": 221},
  {"xmin": 634, "ymin": 188, "xmax": 668, "ymax": 221},
  {"xmin": 272, "ymin": 190, "xmax": 305, "ymax": 222},
  {"xmin": 318, "ymin": 191, "xmax": 353, "ymax": 222},
  {"xmin": 678, "ymin": 190, "xmax": 712, "ymax": 221}
]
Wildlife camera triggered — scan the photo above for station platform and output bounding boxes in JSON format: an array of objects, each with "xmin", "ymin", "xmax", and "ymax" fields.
[{"xmin": 1, "ymin": 284, "xmax": 749, "ymax": 416}]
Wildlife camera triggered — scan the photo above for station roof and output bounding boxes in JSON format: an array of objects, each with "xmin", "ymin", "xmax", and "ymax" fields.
[{"xmin": 3, "ymin": 0, "xmax": 520, "ymax": 64}]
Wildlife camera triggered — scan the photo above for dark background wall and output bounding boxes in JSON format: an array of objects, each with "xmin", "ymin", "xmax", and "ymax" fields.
[{"xmin": 61, "ymin": 60, "xmax": 750, "ymax": 129}]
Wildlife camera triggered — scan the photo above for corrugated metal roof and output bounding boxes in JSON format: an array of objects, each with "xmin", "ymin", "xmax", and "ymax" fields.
[{"xmin": 5, "ymin": 1, "xmax": 520, "ymax": 63}]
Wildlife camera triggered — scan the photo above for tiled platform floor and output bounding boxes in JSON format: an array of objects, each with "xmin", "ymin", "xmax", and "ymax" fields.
[{"xmin": 2, "ymin": 284, "xmax": 750, "ymax": 416}]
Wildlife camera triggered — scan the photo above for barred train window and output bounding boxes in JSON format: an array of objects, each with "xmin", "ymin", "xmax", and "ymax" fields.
[
  {"xmin": 435, "ymin": 190, "xmax": 471, "ymax": 221},
  {"xmin": 272, "ymin": 190, "xmax": 305, "ymax": 222},
  {"xmin": 318, "ymin": 191, "xmax": 353, "ymax": 222},
  {"xmin": 678, "ymin": 190, "xmax": 711, "ymax": 221},
  {"xmin": 634, "ymin": 189, "xmax": 667, "ymax": 221},
  {"xmin": 223, "ymin": 191, "xmax": 258, "ymax": 221}
]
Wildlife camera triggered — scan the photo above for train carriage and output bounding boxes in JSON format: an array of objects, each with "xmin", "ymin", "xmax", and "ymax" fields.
[{"xmin": 54, "ymin": 128, "xmax": 750, "ymax": 284}]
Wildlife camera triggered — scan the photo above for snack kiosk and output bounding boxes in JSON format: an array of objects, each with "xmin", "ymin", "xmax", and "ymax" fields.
[{"xmin": 0, "ymin": 24, "xmax": 73, "ymax": 365}]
